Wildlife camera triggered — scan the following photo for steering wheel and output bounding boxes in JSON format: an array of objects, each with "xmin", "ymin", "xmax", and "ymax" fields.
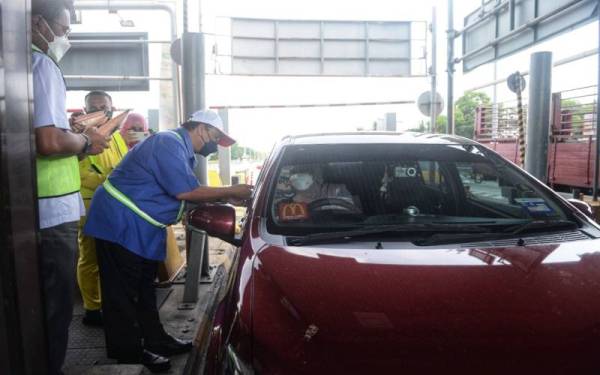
[{"xmin": 308, "ymin": 198, "xmax": 361, "ymax": 214}]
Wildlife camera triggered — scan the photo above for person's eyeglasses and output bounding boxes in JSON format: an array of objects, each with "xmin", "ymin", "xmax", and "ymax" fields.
[
  {"xmin": 50, "ymin": 20, "xmax": 71, "ymax": 36},
  {"xmin": 206, "ymin": 127, "xmax": 222, "ymax": 143}
]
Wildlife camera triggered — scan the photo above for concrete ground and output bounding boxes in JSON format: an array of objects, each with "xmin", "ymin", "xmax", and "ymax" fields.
[{"xmin": 64, "ymin": 225, "xmax": 237, "ymax": 375}]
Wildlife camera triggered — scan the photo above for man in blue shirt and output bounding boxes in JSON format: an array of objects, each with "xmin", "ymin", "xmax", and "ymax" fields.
[
  {"xmin": 32, "ymin": 1, "xmax": 109, "ymax": 374},
  {"xmin": 84, "ymin": 110, "xmax": 252, "ymax": 372}
]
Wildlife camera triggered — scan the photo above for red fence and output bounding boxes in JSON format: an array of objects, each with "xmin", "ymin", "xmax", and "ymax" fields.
[{"xmin": 475, "ymin": 86, "xmax": 598, "ymax": 190}]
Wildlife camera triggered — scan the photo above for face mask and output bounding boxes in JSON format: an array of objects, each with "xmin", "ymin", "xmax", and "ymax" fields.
[
  {"xmin": 36, "ymin": 19, "xmax": 71, "ymax": 62},
  {"xmin": 128, "ymin": 131, "xmax": 148, "ymax": 143},
  {"xmin": 198, "ymin": 141, "xmax": 218, "ymax": 157},
  {"xmin": 289, "ymin": 173, "xmax": 314, "ymax": 191}
]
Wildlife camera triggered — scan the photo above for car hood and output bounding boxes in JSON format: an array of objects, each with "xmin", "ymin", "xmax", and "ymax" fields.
[{"xmin": 249, "ymin": 239, "xmax": 600, "ymax": 374}]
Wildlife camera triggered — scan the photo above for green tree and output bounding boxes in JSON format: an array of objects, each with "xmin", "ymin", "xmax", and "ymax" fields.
[
  {"xmin": 209, "ymin": 144, "xmax": 266, "ymax": 161},
  {"xmin": 454, "ymin": 91, "xmax": 491, "ymax": 138},
  {"xmin": 409, "ymin": 91, "xmax": 489, "ymax": 138},
  {"xmin": 408, "ymin": 115, "xmax": 447, "ymax": 133}
]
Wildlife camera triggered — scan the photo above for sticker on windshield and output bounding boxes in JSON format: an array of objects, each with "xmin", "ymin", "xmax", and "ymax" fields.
[
  {"xmin": 279, "ymin": 202, "xmax": 309, "ymax": 221},
  {"xmin": 394, "ymin": 166, "xmax": 417, "ymax": 178},
  {"xmin": 515, "ymin": 198, "xmax": 554, "ymax": 216}
]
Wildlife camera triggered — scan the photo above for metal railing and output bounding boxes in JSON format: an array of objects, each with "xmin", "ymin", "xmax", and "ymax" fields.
[
  {"xmin": 551, "ymin": 86, "xmax": 598, "ymax": 142},
  {"xmin": 475, "ymin": 101, "xmax": 528, "ymax": 142}
]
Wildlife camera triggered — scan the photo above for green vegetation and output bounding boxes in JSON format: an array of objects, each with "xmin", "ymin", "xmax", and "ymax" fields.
[
  {"xmin": 409, "ymin": 91, "xmax": 492, "ymax": 139},
  {"xmin": 209, "ymin": 144, "xmax": 267, "ymax": 161}
]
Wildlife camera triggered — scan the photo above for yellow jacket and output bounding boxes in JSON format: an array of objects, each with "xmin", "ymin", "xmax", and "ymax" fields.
[{"xmin": 80, "ymin": 132, "xmax": 128, "ymax": 200}]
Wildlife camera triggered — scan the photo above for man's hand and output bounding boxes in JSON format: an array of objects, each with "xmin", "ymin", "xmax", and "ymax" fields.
[
  {"xmin": 177, "ymin": 184, "xmax": 254, "ymax": 204},
  {"xmin": 69, "ymin": 111, "xmax": 85, "ymax": 133},
  {"xmin": 227, "ymin": 184, "xmax": 254, "ymax": 200},
  {"xmin": 83, "ymin": 126, "xmax": 110, "ymax": 155}
]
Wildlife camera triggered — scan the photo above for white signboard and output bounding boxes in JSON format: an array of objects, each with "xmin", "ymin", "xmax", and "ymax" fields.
[{"xmin": 231, "ymin": 18, "xmax": 422, "ymax": 77}]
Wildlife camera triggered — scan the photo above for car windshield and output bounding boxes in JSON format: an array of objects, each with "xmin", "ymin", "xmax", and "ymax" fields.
[{"xmin": 267, "ymin": 143, "xmax": 573, "ymax": 236}]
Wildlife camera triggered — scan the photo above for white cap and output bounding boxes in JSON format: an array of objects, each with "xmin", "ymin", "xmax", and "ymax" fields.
[{"xmin": 188, "ymin": 110, "xmax": 235, "ymax": 147}]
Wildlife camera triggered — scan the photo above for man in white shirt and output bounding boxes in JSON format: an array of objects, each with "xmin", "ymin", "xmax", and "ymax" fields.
[{"xmin": 31, "ymin": 1, "xmax": 108, "ymax": 373}]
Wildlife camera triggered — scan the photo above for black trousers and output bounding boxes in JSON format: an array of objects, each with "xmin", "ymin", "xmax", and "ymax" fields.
[
  {"xmin": 39, "ymin": 221, "xmax": 79, "ymax": 375},
  {"xmin": 95, "ymin": 238, "xmax": 168, "ymax": 361}
]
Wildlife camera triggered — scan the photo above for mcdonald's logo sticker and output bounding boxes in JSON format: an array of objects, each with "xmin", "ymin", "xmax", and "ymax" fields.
[{"xmin": 279, "ymin": 202, "xmax": 309, "ymax": 221}]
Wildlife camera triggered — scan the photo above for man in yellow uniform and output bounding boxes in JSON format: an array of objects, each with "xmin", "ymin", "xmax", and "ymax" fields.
[{"xmin": 73, "ymin": 91, "xmax": 128, "ymax": 326}]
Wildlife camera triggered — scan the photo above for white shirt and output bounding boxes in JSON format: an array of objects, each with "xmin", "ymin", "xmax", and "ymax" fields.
[{"xmin": 32, "ymin": 51, "xmax": 85, "ymax": 229}]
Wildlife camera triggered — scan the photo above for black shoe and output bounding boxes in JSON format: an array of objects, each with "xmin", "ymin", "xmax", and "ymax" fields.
[
  {"xmin": 145, "ymin": 335, "xmax": 193, "ymax": 357},
  {"xmin": 141, "ymin": 350, "xmax": 171, "ymax": 373},
  {"xmin": 82, "ymin": 309, "xmax": 103, "ymax": 327}
]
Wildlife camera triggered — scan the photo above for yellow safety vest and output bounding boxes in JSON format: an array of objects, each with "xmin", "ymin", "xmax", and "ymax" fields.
[
  {"xmin": 32, "ymin": 44, "xmax": 81, "ymax": 198},
  {"xmin": 102, "ymin": 130, "xmax": 185, "ymax": 228},
  {"xmin": 80, "ymin": 132, "xmax": 128, "ymax": 199}
]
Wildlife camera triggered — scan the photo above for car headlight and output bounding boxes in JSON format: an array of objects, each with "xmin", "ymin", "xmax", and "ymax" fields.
[{"xmin": 225, "ymin": 344, "xmax": 255, "ymax": 375}]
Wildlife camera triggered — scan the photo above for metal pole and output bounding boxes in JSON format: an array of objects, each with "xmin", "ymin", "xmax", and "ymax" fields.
[
  {"xmin": 525, "ymin": 52, "xmax": 552, "ymax": 181},
  {"xmin": 218, "ymin": 108, "xmax": 232, "ymax": 185},
  {"xmin": 182, "ymin": 32, "xmax": 208, "ymax": 185},
  {"xmin": 447, "ymin": 0, "xmax": 455, "ymax": 134},
  {"xmin": 430, "ymin": 6, "xmax": 437, "ymax": 133},
  {"xmin": 594, "ymin": 9, "xmax": 600, "ymax": 200},
  {"xmin": 516, "ymin": 81, "xmax": 525, "ymax": 167}
]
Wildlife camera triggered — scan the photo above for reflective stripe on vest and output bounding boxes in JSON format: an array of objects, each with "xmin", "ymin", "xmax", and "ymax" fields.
[
  {"xmin": 102, "ymin": 130, "xmax": 186, "ymax": 228},
  {"xmin": 37, "ymin": 155, "xmax": 81, "ymax": 198}
]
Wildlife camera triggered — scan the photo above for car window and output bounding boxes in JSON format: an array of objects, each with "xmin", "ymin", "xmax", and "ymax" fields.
[
  {"xmin": 457, "ymin": 162, "xmax": 510, "ymax": 204},
  {"xmin": 266, "ymin": 143, "xmax": 569, "ymax": 236},
  {"xmin": 418, "ymin": 161, "xmax": 447, "ymax": 193}
]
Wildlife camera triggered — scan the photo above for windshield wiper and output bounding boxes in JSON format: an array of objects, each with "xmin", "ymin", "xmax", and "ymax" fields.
[
  {"xmin": 414, "ymin": 219, "xmax": 579, "ymax": 246},
  {"xmin": 287, "ymin": 223, "xmax": 490, "ymax": 246},
  {"xmin": 503, "ymin": 219, "xmax": 579, "ymax": 235}
]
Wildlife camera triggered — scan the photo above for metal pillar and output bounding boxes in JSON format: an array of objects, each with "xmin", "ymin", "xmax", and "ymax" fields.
[
  {"xmin": 447, "ymin": 0, "xmax": 455, "ymax": 134},
  {"xmin": 430, "ymin": 6, "xmax": 437, "ymax": 133},
  {"xmin": 594, "ymin": 8, "xmax": 600, "ymax": 200},
  {"xmin": 181, "ymin": 32, "xmax": 208, "ymax": 185},
  {"xmin": 218, "ymin": 108, "xmax": 232, "ymax": 185},
  {"xmin": 525, "ymin": 52, "xmax": 552, "ymax": 181},
  {"xmin": 181, "ymin": 227, "xmax": 207, "ymax": 306},
  {"xmin": 0, "ymin": 0, "xmax": 48, "ymax": 373}
]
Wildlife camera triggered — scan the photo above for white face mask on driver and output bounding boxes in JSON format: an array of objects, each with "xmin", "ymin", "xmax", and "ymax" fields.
[
  {"xmin": 36, "ymin": 18, "xmax": 71, "ymax": 62},
  {"xmin": 289, "ymin": 173, "xmax": 314, "ymax": 191}
]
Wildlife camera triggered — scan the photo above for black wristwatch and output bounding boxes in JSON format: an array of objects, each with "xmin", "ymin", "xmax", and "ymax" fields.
[{"xmin": 80, "ymin": 133, "xmax": 92, "ymax": 154}]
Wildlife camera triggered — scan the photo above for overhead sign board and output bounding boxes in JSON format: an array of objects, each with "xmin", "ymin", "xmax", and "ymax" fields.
[
  {"xmin": 60, "ymin": 32, "xmax": 150, "ymax": 91},
  {"xmin": 231, "ymin": 18, "xmax": 418, "ymax": 77},
  {"xmin": 461, "ymin": 0, "xmax": 598, "ymax": 72}
]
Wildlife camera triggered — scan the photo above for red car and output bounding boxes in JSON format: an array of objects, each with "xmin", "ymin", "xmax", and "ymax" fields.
[{"xmin": 191, "ymin": 133, "xmax": 600, "ymax": 374}]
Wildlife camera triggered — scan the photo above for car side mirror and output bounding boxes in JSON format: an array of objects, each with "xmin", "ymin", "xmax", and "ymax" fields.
[
  {"xmin": 567, "ymin": 199, "xmax": 594, "ymax": 219},
  {"xmin": 188, "ymin": 204, "xmax": 237, "ymax": 244}
]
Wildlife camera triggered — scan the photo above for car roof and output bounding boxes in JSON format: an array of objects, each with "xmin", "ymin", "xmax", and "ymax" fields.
[{"xmin": 281, "ymin": 132, "xmax": 480, "ymax": 146}]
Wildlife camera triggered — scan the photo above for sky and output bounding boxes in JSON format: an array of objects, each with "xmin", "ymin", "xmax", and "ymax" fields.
[{"xmin": 67, "ymin": 0, "xmax": 599, "ymax": 152}]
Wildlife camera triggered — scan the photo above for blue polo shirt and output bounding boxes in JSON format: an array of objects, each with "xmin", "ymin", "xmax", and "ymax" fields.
[{"xmin": 84, "ymin": 128, "xmax": 200, "ymax": 261}]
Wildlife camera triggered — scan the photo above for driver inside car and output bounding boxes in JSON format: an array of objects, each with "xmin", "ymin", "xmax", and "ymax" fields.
[
  {"xmin": 275, "ymin": 165, "xmax": 361, "ymax": 222},
  {"xmin": 289, "ymin": 167, "xmax": 354, "ymax": 205}
]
